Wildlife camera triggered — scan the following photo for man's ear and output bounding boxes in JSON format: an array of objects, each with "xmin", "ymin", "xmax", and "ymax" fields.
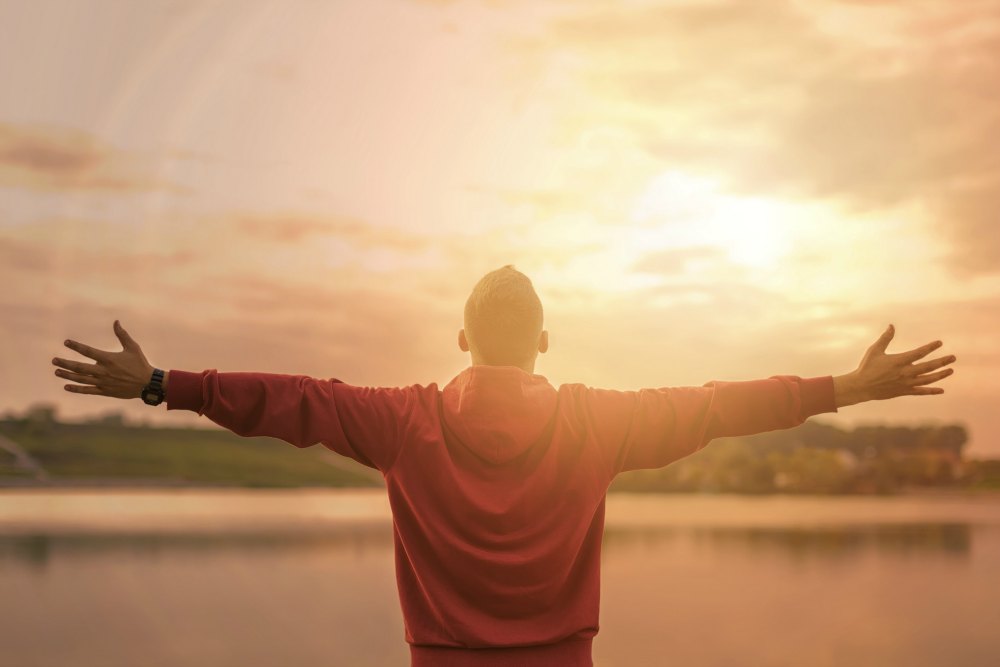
[
  {"xmin": 538, "ymin": 330, "xmax": 549, "ymax": 354},
  {"xmin": 458, "ymin": 329, "xmax": 470, "ymax": 352}
]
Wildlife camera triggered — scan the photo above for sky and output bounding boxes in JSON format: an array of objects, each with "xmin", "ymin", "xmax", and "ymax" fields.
[{"xmin": 1, "ymin": 0, "xmax": 998, "ymax": 453}]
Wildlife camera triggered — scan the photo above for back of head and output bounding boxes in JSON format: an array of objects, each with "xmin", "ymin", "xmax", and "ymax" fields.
[{"xmin": 464, "ymin": 265, "xmax": 544, "ymax": 367}]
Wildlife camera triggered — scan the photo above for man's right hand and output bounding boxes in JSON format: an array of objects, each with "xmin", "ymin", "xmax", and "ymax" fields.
[{"xmin": 833, "ymin": 325, "xmax": 955, "ymax": 408}]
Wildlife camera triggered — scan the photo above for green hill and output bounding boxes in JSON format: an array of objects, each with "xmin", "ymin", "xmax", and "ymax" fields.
[{"xmin": 0, "ymin": 417, "xmax": 380, "ymax": 488}]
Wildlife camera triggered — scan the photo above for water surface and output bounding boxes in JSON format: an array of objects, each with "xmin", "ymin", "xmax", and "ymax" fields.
[{"xmin": 2, "ymin": 490, "xmax": 999, "ymax": 667}]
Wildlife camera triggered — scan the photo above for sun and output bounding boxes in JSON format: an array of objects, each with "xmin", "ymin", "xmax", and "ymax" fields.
[
  {"xmin": 709, "ymin": 196, "xmax": 788, "ymax": 267},
  {"xmin": 630, "ymin": 170, "xmax": 790, "ymax": 269}
]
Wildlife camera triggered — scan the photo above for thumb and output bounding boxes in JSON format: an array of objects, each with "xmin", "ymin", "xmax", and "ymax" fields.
[
  {"xmin": 114, "ymin": 320, "xmax": 139, "ymax": 352},
  {"xmin": 870, "ymin": 323, "xmax": 895, "ymax": 354}
]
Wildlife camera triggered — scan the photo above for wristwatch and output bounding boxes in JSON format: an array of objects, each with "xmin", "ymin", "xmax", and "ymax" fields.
[{"xmin": 142, "ymin": 368, "xmax": 166, "ymax": 406}]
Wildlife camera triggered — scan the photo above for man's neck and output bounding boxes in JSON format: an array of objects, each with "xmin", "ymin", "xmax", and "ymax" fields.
[{"xmin": 471, "ymin": 361, "xmax": 535, "ymax": 374}]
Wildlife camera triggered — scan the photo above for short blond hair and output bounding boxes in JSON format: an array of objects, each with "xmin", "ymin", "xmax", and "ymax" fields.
[{"xmin": 463, "ymin": 265, "xmax": 543, "ymax": 365}]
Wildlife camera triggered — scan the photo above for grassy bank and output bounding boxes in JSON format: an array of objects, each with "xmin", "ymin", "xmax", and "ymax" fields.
[{"xmin": 0, "ymin": 420, "xmax": 379, "ymax": 488}]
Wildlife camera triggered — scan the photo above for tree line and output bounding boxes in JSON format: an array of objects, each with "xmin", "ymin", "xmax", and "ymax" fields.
[{"xmin": 611, "ymin": 420, "xmax": 992, "ymax": 494}]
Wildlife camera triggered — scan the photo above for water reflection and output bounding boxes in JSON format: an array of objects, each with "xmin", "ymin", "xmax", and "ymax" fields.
[
  {"xmin": 0, "ymin": 525, "xmax": 393, "ymax": 571},
  {"xmin": 2, "ymin": 493, "xmax": 999, "ymax": 667},
  {"xmin": 1, "ymin": 522, "xmax": 974, "ymax": 572},
  {"xmin": 603, "ymin": 522, "xmax": 973, "ymax": 561}
]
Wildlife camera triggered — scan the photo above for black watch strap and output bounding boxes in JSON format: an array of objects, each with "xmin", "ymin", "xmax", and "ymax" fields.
[{"xmin": 142, "ymin": 368, "xmax": 166, "ymax": 406}]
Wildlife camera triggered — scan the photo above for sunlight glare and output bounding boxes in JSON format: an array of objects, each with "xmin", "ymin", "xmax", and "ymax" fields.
[{"xmin": 631, "ymin": 170, "xmax": 790, "ymax": 269}]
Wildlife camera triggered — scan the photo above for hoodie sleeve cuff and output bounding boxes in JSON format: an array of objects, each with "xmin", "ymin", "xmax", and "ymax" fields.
[
  {"xmin": 800, "ymin": 375, "xmax": 837, "ymax": 418},
  {"xmin": 166, "ymin": 370, "xmax": 205, "ymax": 413}
]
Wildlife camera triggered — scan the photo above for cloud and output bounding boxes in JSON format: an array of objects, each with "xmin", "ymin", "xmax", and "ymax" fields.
[
  {"xmin": 463, "ymin": 185, "xmax": 585, "ymax": 218},
  {"xmin": 0, "ymin": 123, "xmax": 178, "ymax": 192},
  {"xmin": 631, "ymin": 246, "xmax": 730, "ymax": 277},
  {"xmin": 517, "ymin": 0, "xmax": 1000, "ymax": 272},
  {"xmin": 228, "ymin": 213, "xmax": 433, "ymax": 251},
  {"xmin": 1, "ymin": 225, "xmax": 198, "ymax": 275},
  {"xmin": 0, "ymin": 236, "xmax": 51, "ymax": 273},
  {"xmin": 932, "ymin": 177, "xmax": 1000, "ymax": 275},
  {"xmin": 253, "ymin": 60, "xmax": 298, "ymax": 83},
  {"xmin": 0, "ymin": 212, "xmax": 466, "ymax": 379}
]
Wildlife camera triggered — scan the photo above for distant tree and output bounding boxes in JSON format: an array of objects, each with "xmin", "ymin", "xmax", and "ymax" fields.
[
  {"xmin": 767, "ymin": 448, "xmax": 852, "ymax": 494},
  {"xmin": 87, "ymin": 412, "xmax": 127, "ymax": 427},
  {"xmin": 967, "ymin": 459, "xmax": 1000, "ymax": 490},
  {"xmin": 24, "ymin": 403, "xmax": 58, "ymax": 424},
  {"xmin": 612, "ymin": 420, "xmax": 972, "ymax": 494}
]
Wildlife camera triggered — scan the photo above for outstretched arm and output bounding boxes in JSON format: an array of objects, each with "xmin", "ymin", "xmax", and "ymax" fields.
[
  {"xmin": 52, "ymin": 321, "xmax": 421, "ymax": 471},
  {"xmin": 582, "ymin": 325, "xmax": 955, "ymax": 474},
  {"xmin": 832, "ymin": 324, "xmax": 954, "ymax": 407}
]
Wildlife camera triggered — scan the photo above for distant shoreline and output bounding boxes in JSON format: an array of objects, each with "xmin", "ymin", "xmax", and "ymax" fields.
[
  {"xmin": 3, "ymin": 417, "xmax": 998, "ymax": 494},
  {"xmin": 3, "ymin": 478, "xmax": 1000, "ymax": 498},
  {"xmin": 3, "ymin": 489, "xmax": 1000, "ymax": 541}
]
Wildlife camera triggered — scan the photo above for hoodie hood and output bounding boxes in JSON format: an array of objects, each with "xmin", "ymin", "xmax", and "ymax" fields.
[{"xmin": 440, "ymin": 365, "xmax": 559, "ymax": 465}]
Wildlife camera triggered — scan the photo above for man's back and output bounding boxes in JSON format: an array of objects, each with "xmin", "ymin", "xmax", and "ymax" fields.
[{"xmin": 391, "ymin": 365, "xmax": 604, "ymax": 660}]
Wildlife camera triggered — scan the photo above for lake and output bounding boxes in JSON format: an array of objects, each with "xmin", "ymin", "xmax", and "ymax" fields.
[{"xmin": 2, "ymin": 489, "xmax": 999, "ymax": 667}]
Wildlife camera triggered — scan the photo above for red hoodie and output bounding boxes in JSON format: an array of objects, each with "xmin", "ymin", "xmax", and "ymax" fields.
[{"xmin": 167, "ymin": 366, "xmax": 836, "ymax": 666}]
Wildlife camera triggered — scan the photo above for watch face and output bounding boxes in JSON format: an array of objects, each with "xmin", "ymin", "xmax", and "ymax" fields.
[{"xmin": 142, "ymin": 389, "xmax": 164, "ymax": 405}]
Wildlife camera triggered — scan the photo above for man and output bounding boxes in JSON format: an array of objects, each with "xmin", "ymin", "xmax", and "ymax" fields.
[{"xmin": 53, "ymin": 265, "xmax": 955, "ymax": 667}]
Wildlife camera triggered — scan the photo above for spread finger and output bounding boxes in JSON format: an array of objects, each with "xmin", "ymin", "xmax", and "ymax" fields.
[
  {"xmin": 54, "ymin": 369, "xmax": 101, "ymax": 385},
  {"xmin": 52, "ymin": 357, "xmax": 103, "ymax": 375},
  {"xmin": 909, "ymin": 368, "xmax": 954, "ymax": 387},
  {"xmin": 908, "ymin": 355, "xmax": 956, "ymax": 376},
  {"xmin": 64, "ymin": 339, "xmax": 111, "ymax": 362}
]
